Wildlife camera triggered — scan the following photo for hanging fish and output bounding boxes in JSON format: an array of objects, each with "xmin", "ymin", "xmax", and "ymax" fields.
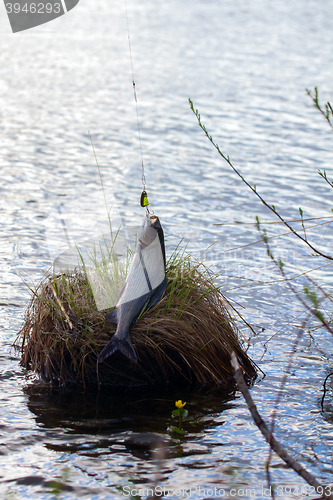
[{"xmin": 98, "ymin": 214, "xmax": 167, "ymax": 364}]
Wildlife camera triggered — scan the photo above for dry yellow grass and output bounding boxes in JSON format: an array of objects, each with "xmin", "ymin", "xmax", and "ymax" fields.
[{"xmin": 16, "ymin": 250, "xmax": 257, "ymax": 391}]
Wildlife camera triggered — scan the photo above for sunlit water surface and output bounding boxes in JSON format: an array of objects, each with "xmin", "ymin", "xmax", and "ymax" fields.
[{"xmin": 0, "ymin": 0, "xmax": 333, "ymax": 498}]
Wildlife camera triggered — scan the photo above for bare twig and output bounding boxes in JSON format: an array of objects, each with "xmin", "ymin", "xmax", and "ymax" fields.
[
  {"xmin": 266, "ymin": 319, "xmax": 308, "ymax": 496},
  {"xmin": 321, "ymin": 372, "xmax": 333, "ymax": 412},
  {"xmin": 257, "ymin": 223, "xmax": 333, "ymax": 336},
  {"xmin": 231, "ymin": 352, "xmax": 333, "ymax": 500}
]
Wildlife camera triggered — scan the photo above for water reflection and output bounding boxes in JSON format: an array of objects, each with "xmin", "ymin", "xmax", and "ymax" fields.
[
  {"xmin": 20, "ymin": 382, "xmax": 241, "ymax": 497},
  {"xmin": 25, "ymin": 381, "xmax": 235, "ymax": 437}
]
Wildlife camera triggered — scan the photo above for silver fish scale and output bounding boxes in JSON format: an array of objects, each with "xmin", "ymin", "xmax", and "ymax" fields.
[{"xmin": 117, "ymin": 227, "xmax": 165, "ymax": 306}]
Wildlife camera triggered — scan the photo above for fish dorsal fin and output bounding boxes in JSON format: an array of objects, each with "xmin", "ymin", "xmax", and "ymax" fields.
[{"xmin": 105, "ymin": 309, "xmax": 118, "ymax": 324}]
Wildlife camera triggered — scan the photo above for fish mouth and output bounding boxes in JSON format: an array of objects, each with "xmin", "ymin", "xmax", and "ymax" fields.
[{"xmin": 149, "ymin": 215, "xmax": 161, "ymax": 229}]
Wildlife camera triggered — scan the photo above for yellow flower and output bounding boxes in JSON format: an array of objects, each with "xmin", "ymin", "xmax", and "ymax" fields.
[{"xmin": 175, "ymin": 400, "xmax": 186, "ymax": 409}]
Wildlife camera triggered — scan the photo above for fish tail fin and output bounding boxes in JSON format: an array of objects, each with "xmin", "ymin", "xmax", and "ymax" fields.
[{"xmin": 97, "ymin": 335, "xmax": 138, "ymax": 364}]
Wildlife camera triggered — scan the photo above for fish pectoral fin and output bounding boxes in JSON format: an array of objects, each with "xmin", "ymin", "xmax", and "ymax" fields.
[
  {"xmin": 146, "ymin": 276, "xmax": 167, "ymax": 309},
  {"xmin": 105, "ymin": 309, "xmax": 118, "ymax": 324},
  {"xmin": 97, "ymin": 335, "xmax": 138, "ymax": 364}
]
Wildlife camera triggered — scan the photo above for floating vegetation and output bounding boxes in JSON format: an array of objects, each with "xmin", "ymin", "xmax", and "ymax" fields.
[{"xmin": 16, "ymin": 248, "xmax": 257, "ymax": 392}]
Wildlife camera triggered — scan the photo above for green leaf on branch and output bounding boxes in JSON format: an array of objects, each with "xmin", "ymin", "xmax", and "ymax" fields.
[
  {"xmin": 304, "ymin": 286, "xmax": 319, "ymax": 307},
  {"xmin": 314, "ymin": 310, "xmax": 326, "ymax": 323}
]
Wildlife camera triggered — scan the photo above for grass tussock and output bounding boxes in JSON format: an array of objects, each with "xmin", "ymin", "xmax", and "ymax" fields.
[{"xmin": 16, "ymin": 248, "xmax": 257, "ymax": 391}]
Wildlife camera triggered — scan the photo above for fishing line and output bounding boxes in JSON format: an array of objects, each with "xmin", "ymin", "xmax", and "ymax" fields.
[
  {"xmin": 123, "ymin": 0, "xmax": 150, "ymax": 213},
  {"xmin": 88, "ymin": 130, "xmax": 114, "ymax": 239}
]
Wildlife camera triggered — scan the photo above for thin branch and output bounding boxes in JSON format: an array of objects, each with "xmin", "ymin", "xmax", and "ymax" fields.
[
  {"xmin": 221, "ymin": 219, "xmax": 333, "ymax": 254},
  {"xmin": 257, "ymin": 223, "xmax": 333, "ymax": 336},
  {"xmin": 231, "ymin": 352, "xmax": 333, "ymax": 500},
  {"xmin": 306, "ymin": 87, "xmax": 333, "ymax": 130},
  {"xmin": 321, "ymin": 372, "xmax": 333, "ymax": 412},
  {"xmin": 318, "ymin": 170, "xmax": 333, "ymax": 189},
  {"xmin": 266, "ymin": 318, "xmax": 308, "ymax": 492},
  {"xmin": 214, "ymin": 216, "xmax": 333, "ymax": 226},
  {"xmin": 189, "ymin": 98, "xmax": 333, "ymax": 262}
]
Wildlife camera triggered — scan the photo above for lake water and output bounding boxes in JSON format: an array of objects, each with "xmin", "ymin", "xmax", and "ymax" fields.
[{"xmin": 1, "ymin": 0, "xmax": 333, "ymax": 498}]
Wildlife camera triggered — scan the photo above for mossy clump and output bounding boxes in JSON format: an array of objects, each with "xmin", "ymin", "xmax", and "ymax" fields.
[{"xmin": 16, "ymin": 249, "xmax": 257, "ymax": 392}]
